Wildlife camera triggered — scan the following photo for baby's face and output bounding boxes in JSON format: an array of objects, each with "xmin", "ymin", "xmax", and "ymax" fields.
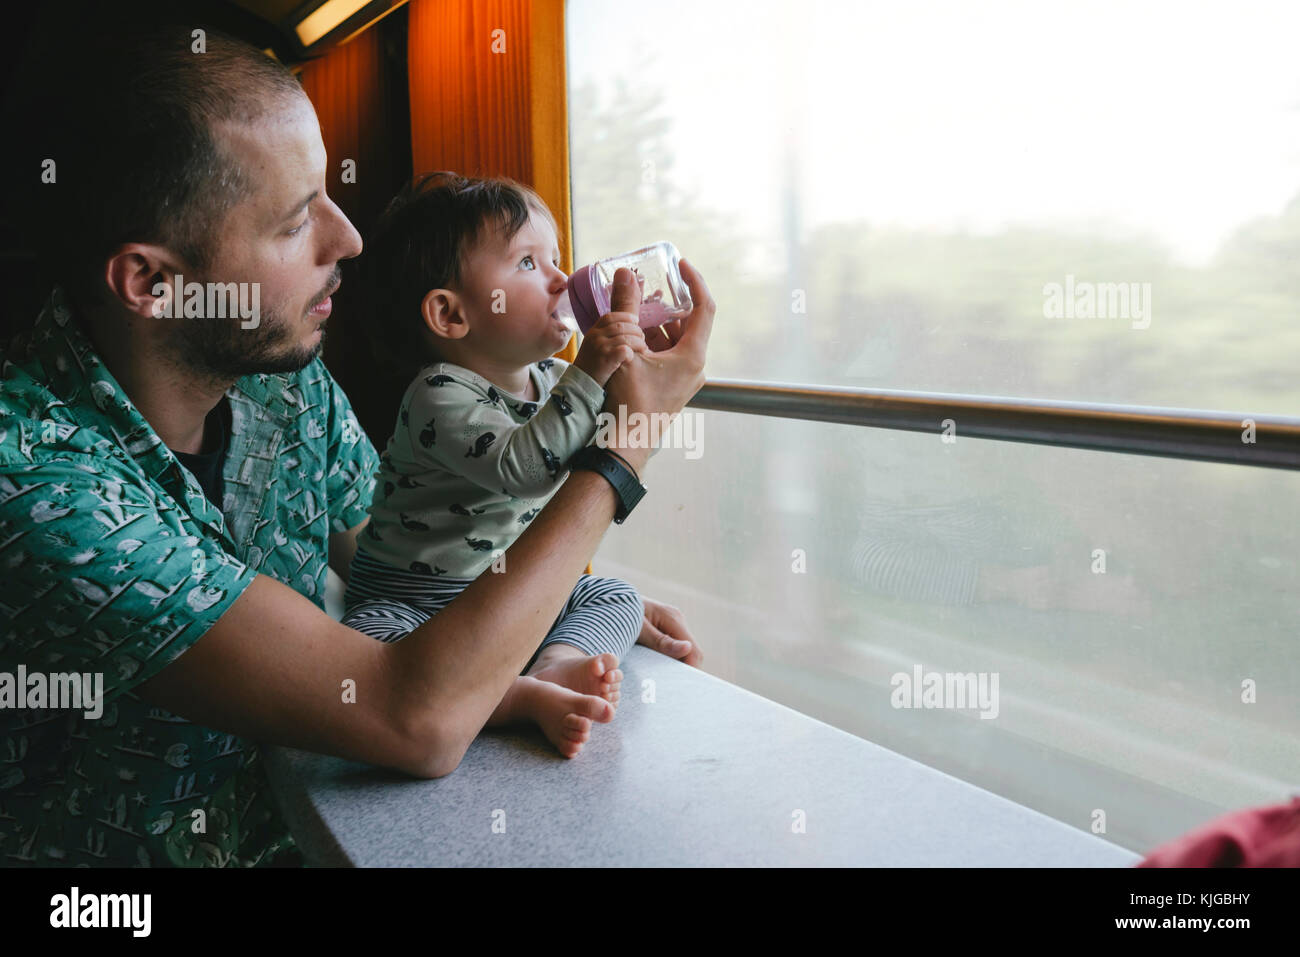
[{"xmin": 455, "ymin": 208, "xmax": 572, "ymax": 368}]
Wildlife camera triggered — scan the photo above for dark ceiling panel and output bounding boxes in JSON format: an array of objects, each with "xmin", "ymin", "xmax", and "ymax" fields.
[{"xmin": 227, "ymin": 0, "xmax": 306, "ymax": 23}]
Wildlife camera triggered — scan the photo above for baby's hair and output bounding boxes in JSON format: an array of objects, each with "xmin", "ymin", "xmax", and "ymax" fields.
[{"xmin": 363, "ymin": 171, "xmax": 559, "ymax": 378}]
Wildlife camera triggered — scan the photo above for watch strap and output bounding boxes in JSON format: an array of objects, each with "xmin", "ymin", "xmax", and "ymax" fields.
[{"xmin": 568, "ymin": 445, "xmax": 646, "ymax": 524}]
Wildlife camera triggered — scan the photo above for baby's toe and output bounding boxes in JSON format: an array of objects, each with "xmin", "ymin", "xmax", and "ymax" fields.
[
  {"xmin": 564, "ymin": 713, "xmax": 592, "ymax": 736},
  {"xmin": 589, "ymin": 653, "xmax": 619, "ymax": 679},
  {"xmin": 573, "ymin": 694, "xmax": 614, "ymax": 723}
]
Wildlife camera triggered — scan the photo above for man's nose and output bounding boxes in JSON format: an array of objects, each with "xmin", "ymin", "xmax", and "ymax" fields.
[{"xmin": 322, "ymin": 195, "xmax": 363, "ymax": 262}]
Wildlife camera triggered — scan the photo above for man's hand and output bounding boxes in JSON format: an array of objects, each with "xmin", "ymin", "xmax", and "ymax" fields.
[
  {"xmin": 602, "ymin": 261, "xmax": 714, "ymax": 464},
  {"xmin": 637, "ymin": 596, "xmax": 703, "ymax": 667},
  {"xmin": 638, "ymin": 258, "xmax": 706, "ymax": 354},
  {"xmin": 573, "ymin": 312, "xmax": 649, "ymax": 387}
]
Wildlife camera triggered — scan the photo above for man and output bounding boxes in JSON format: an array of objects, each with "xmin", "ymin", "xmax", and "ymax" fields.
[{"xmin": 0, "ymin": 26, "xmax": 712, "ymax": 867}]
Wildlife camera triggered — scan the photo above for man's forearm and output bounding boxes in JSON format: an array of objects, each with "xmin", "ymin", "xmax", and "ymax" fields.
[{"xmin": 388, "ymin": 448, "xmax": 648, "ymax": 772}]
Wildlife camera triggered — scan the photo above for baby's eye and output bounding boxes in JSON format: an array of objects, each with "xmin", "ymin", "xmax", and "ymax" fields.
[{"xmin": 520, "ymin": 255, "xmax": 535, "ymax": 270}]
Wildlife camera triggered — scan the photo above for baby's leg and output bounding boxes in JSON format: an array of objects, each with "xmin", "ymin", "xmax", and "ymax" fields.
[
  {"xmin": 487, "ymin": 676, "xmax": 614, "ymax": 758},
  {"xmin": 341, "ymin": 548, "xmax": 469, "ymax": 640},
  {"xmin": 344, "ymin": 597, "xmax": 616, "ymax": 759},
  {"xmin": 341, "ymin": 598, "xmax": 434, "ymax": 642},
  {"xmin": 526, "ymin": 576, "xmax": 644, "ymax": 704}
]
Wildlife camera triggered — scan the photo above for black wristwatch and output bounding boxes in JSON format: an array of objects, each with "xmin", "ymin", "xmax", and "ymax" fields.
[{"xmin": 568, "ymin": 445, "xmax": 646, "ymax": 524}]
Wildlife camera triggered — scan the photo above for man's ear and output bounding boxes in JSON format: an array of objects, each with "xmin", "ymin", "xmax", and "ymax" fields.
[
  {"xmin": 421, "ymin": 288, "xmax": 470, "ymax": 343},
  {"xmin": 104, "ymin": 243, "xmax": 189, "ymax": 320}
]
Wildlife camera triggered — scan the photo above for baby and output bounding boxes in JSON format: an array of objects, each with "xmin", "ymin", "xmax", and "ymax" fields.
[{"xmin": 344, "ymin": 171, "xmax": 652, "ymax": 758}]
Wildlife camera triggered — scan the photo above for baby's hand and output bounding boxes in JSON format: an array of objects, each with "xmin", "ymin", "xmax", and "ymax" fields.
[{"xmin": 573, "ymin": 312, "xmax": 649, "ymax": 387}]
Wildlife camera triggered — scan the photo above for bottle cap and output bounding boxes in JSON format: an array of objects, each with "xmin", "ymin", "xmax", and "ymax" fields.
[{"xmin": 566, "ymin": 264, "xmax": 603, "ymax": 334}]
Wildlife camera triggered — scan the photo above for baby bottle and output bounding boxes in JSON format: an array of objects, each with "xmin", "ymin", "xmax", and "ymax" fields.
[{"xmin": 558, "ymin": 241, "xmax": 693, "ymax": 336}]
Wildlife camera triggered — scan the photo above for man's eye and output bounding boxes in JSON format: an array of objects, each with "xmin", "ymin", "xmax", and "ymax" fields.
[{"xmin": 288, "ymin": 218, "xmax": 309, "ymax": 236}]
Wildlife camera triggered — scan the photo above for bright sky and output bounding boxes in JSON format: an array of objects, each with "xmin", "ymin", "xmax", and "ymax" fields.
[{"xmin": 569, "ymin": 0, "xmax": 1300, "ymax": 267}]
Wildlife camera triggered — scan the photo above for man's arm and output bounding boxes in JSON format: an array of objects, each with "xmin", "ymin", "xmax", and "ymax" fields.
[
  {"xmin": 139, "ymin": 263, "xmax": 713, "ymax": 779},
  {"xmin": 136, "ymin": 466, "xmax": 642, "ymax": 778},
  {"xmin": 328, "ymin": 516, "xmax": 367, "ymax": 585}
]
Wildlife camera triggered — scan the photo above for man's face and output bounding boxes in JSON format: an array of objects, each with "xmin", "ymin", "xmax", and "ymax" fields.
[
  {"xmin": 166, "ymin": 95, "xmax": 363, "ymax": 378},
  {"xmin": 455, "ymin": 208, "xmax": 572, "ymax": 367}
]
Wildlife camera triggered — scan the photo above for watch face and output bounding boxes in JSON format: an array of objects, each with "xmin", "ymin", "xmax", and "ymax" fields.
[
  {"xmin": 617, "ymin": 475, "xmax": 646, "ymax": 521},
  {"xmin": 622, "ymin": 477, "xmax": 646, "ymax": 504}
]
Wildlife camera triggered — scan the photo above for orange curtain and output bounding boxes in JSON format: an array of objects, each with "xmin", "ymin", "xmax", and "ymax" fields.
[
  {"xmin": 298, "ymin": 25, "xmax": 389, "ymax": 235},
  {"xmin": 407, "ymin": 0, "xmax": 575, "ymax": 364},
  {"xmin": 297, "ymin": 22, "xmax": 414, "ymax": 452},
  {"xmin": 409, "ymin": 0, "xmax": 594, "ymax": 574}
]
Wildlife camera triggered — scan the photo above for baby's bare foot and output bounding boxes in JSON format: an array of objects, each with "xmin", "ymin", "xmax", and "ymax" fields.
[
  {"xmin": 531, "ymin": 651, "xmax": 622, "ymax": 706},
  {"xmin": 516, "ymin": 676, "xmax": 614, "ymax": 758}
]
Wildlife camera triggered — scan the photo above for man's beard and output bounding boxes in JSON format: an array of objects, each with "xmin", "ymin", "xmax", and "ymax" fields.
[{"xmin": 166, "ymin": 269, "xmax": 338, "ymax": 380}]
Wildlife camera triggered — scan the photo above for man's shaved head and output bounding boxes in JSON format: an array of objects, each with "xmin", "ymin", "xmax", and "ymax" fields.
[{"xmin": 26, "ymin": 24, "xmax": 307, "ymax": 301}]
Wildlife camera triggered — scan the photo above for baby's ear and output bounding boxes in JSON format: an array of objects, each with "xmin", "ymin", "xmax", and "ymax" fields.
[{"xmin": 421, "ymin": 288, "xmax": 469, "ymax": 341}]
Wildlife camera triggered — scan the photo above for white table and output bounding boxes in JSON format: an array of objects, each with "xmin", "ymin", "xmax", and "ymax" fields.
[{"xmin": 263, "ymin": 642, "xmax": 1139, "ymax": 867}]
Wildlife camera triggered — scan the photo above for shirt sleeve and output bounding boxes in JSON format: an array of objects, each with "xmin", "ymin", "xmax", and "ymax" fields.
[
  {"xmin": 407, "ymin": 364, "xmax": 605, "ymax": 499},
  {"xmin": 0, "ymin": 453, "xmax": 258, "ymax": 705},
  {"xmin": 322, "ymin": 370, "xmax": 380, "ymax": 533}
]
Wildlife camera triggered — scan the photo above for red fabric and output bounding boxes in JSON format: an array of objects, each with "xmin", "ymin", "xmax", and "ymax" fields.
[{"xmin": 1138, "ymin": 797, "xmax": 1300, "ymax": 867}]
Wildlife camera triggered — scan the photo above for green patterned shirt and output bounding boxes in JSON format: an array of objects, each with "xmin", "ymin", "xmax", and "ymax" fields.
[{"xmin": 0, "ymin": 287, "xmax": 380, "ymax": 866}]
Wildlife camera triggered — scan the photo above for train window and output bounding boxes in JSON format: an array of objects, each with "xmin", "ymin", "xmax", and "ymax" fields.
[
  {"xmin": 569, "ymin": 0, "xmax": 1300, "ymax": 853},
  {"xmin": 569, "ymin": 0, "xmax": 1300, "ymax": 414}
]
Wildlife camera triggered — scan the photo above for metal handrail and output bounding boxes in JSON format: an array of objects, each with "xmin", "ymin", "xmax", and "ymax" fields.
[{"xmin": 688, "ymin": 379, "xmax": 1300, "ymax": 471}]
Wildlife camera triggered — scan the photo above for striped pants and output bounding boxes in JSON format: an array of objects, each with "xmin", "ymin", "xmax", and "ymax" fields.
[{"xmin": 341, "ymin": 547, "xmax": 643, "ymax": 669}]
